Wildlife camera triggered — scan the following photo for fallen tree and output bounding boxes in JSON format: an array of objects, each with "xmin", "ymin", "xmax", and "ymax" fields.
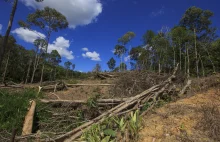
[
  {"xmin": 51, "ymin": 64, "xmax": 180, "ymax": 142},
  {"xmin": 17, "ymin": 64, "xmax": 193, "ymax": 142}
]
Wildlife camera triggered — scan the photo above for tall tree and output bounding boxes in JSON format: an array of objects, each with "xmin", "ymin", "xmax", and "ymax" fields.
[
  {"xmin": 1, "ymin": 36, "xmax": 16, "ymax": 82},
  {"xmin": 0, "ymin": 0, "xmax": 18, "ymax": 71},
  {"xmin": 93, "ymin": 63, "xmax": 101, "ymax": 73},
  {"xmin": 64, "ymin": 61, "xmax": 72, "ymax": 78},
  {"xmin": 49, "ymin": 50, "xmax": 61, "ymax": 80},
  {"xmin": 19, "ymin": 6, "xmax": 68, "ymax": 84},
  {"xmin": 107, "ymin": 57, "xmax": 116, "ymax": 71},
  {"xmin": 115, "ymin": 31, "xmax": 135, "ymax": 72},
  {"xmin": 180, "ymin": 6, "xmax": 214, "ymax": 77}
]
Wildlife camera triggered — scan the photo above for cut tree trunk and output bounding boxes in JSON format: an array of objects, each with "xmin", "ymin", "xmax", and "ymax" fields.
[{"xmin": 22, "ymin": 100, "xmax": 36, "ymax": 135}]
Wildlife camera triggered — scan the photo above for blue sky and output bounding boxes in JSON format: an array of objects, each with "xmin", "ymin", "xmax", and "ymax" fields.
[{"xmin": 0, "ymin": 0, "xmax": 219, "ymax": 72}]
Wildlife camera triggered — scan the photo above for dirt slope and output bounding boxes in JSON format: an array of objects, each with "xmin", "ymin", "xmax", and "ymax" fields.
[{"xmin": 139, "ymin": 88, "xmax": 220, "ymax": 142}]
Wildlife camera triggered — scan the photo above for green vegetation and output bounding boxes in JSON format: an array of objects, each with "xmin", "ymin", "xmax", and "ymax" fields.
[
  {"xmin": 0, "ymin": 89, "xmax": 38, "ymax": 134},
  {"xmin": 81, "ymin": 110, "xmax": 142, "ymax": 142}
]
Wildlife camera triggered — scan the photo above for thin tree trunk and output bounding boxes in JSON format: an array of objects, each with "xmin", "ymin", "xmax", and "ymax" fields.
[
  {"xmin": 40, "ymin": 63, "xmax": 45, "ymax": 85},
  {"xmin": 179, "ymin": 41, "xmax": 182, "ymax": 71},
  {"xmin": 31, "ymin": 52, "xmax": 40, "ymax": 83},
  {"xmin": 172, "ymin": 45, "xmax": 176, "ymax": 68},
  {"xmin": 25, "ymin": 59, "xmax": 32, "ymax": 84},
  {"xmin": 2, "ymin": 50, "xmax": 11, "ymax": 83},
  {"xmin": 187, "ymin": 45, "xmax": 190, "ymax": 79},
  {"xmin": 199, "ymin": 54, "xmax": 205, "ymax": 77},
  {"xmin": 0, "ymin": 0, "xmax": 18, "ymax": 71},
  {"xmin": 194, "ymin": 29, "xmax": 199, "ymax": 78},
  {"xmin": 54, "ymin": 67, "xmax": 57, "ymax": 81}
]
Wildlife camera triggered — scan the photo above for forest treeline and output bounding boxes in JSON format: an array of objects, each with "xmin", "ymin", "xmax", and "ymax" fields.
[
  {"xmin": 109, "ymin": 6, "xmax": 220, "ymax": 78},
  {"xmin": 0, "ymin": 0, "xmax": 220, "ymax": 84}
]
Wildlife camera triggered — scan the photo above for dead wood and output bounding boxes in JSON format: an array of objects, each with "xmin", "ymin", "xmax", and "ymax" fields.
[
  {"xmin": 22, "ymin": 100, "xmax": 36, "ymax": 135},
  {"xmin": 178, "ymin": 80, "xmax": 192, "ymax": 97},
  {"xmin": 67, "ymin": 84, "xmax": 115, "ymax": 87}
]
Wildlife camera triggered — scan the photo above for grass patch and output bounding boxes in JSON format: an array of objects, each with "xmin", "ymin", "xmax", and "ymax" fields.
[{"xmin": 0, "ymin": 89, "xmax": 38, "ymax": 135}]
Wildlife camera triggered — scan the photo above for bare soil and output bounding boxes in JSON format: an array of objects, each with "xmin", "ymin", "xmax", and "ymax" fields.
[{"xmin": 139, "ymin": 88, "xmax": 220, "ymax": 142}]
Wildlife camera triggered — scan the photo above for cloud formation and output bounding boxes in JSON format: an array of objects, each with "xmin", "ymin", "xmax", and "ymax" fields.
[
  {"xmin": 21, "ymin": 0, "xmax": 102, "ymax": 28},
  {"xmin": 12, "ymin": 27, "xmax": 46, "ymax": 43},
  {"xmin": 48, "ymin": 36, "xmax": 74, "ymax": 60},
  {"xmin": 124, "ymin": 55, "xmax": 130, "ymax": 62},
  {"xmin": 82, "ymin": 47, "xmax": 89, "ymax": 52},
  {"xmin": 82, "ymin": 48, "xmax": 101, "ymax": 61}
]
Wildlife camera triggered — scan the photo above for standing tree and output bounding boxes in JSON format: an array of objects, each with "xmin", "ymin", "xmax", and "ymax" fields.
[
  {"xmin": 1, "ymin": 36, "xmax": 16, "ymax": 83},
  {"xmin": 107, "ymin": 57, "xmax": 116, "ymax": 71},
  {"xmin": 0, "ymin": 0, "xmax": 18, "ymax": 71},
  {"xmin": 115, "ymin": 31, "xmax": 135, "ymax": 72},
  {"xmin": 180, "ymin": 6, "xmax": 214, "ymax": 77},
  {"xmin": 64, "ymin": 61, "xmax": 72, "ymax": 78},
  {"xmin": 19, "ymin": 6, "xmax": 68, "ymax": 84},
  {"xmin": 49, "ymin": 50, "xmax": 61, "ymax": 80},
  {"xmin": 93, "ymin": 63, "xmax": 101, "ymax": 73},
  {"xmin": 119, "ymin": 63, "xmax": 127, "ymax": 71},
  {"xmin": 30, "ymin": 39, "xmax": 47, "ymax": 83}
]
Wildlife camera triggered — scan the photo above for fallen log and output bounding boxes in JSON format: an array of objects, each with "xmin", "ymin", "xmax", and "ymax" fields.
[
  {"xmin": 40, "ymin": 98, "xmax": 127, "ymax": 107},
  {"xmin": 22, "ymin": 100, "xmax": 36, "ymax": 135},
  {"xmin": 53, "ymin": 64, "xmax": 179, "ymax": 142},
  {"xmin": 178, "ymin": 80, "xmax": 192, "ymax": 97},
  {"xmin": 67, "ymin": 84, "xmax": 115, "ymax": 87}
]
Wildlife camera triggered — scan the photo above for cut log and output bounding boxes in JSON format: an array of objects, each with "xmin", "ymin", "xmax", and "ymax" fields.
[
  {"xmin": 178, "ymin": 80, "xmax": 192, "ymax": 97},
  {"xmin": 22, "ymin": 100, "xmax": 36, "ymax": 135},
  {"xmin": 67, "ymin": 84, "xmax": 114, "ymax": 87}
]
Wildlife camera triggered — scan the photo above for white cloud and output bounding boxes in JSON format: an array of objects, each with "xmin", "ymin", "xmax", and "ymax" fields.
[
  {"xmin": 82, "ymin": 47, "xmax": 89, "ymax": 52},
  {"xmin": 21, "ymin": 0, "xmax": 102, "ymax": 29},
  {"xmin": 0, "ymin": 24, "xmax": 2, "ymax": 33},
  {"xmin": 48, "ymin": 36, "xmax": 74, "ymax": 60},
  {"xmin": 124, "ymin": 55, "xmax": 130, "ymax": 62},
  {"xmin": 151, "ymin": 6, "xmax": 165, "ymax": 17},
  {"xmin": 82, "ymin": 51, "xmax": 101, "ymax": 61},
  {"xmin": 111, "ymin": 49, "xmax": 115, "ymax": 53},
  {"xmin": 12, "ymin": 27, "xmax": 46, "ymax": 43}
]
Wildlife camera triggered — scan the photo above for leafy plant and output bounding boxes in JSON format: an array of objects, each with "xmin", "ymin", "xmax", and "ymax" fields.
[
  {"xmin": 128, "ymin": 110, "xmax": 142, "ymax": 140},
  {"xmin": 87, "ymin": 94, "xmax": 101, "ymax": 108}
]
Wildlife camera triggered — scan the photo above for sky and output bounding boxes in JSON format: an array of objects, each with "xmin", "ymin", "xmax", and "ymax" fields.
[{"xmin": 0, "ymin": 0, "xmax": 219, "ymax": 72}]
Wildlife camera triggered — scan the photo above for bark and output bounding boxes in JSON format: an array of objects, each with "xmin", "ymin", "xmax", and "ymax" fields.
[
  {"xmin": 0, "ymin": 0, "xmax": 18, "ymax": 71},
  {"xmin": 40, "ymin": 63, "xmax": 45, "ymax": 85},
  {"xmin": 25, "ymin": 59, "xmax": 32, "ymax": 84},
  {"xmin": 187, "ymin": 45, "xmax": 190, "ymax": 79},
  {"xmin": 199, "ymin": 54, "xmax": 205, "ymax": 77},
  {"xmin": 178, "ymin": 80, "xmax": 192, "ymax": 97},
  {"xmin": 31, "ymin": 52, "xmax": 40, "ymax": 83},
  {"xmin": 194, "ymin": 29, "xmax": 199, "ymax": 78},
  {"xmin": 2, "ymin": 50, "xmax": 11, "ymax": 83},
  {"xmin": 22, "ymin": 100, "xmax": 36, "ymax": 135},
  {"xmin": 67, "ymin": 84, "xmax": 115, "ymax": 87}
]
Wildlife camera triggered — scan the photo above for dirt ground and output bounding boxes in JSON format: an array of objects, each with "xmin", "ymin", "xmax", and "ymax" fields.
[
  {"xmin": 44, "ymin": 79, "xmax": 114, "ymax": 100},
  {"xmin": 139, "ymin": 88, "xmax": 220, "ymax": 142}
]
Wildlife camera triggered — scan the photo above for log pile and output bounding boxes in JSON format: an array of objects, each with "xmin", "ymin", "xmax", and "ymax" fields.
[{"xmin": 17, "ymin": 64, "xmax": 192, "ymax": 142}]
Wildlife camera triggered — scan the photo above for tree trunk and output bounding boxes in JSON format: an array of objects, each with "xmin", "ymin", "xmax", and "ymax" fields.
[
  {"xmin": 199, "ymin": 54, "xmax": 205, "ymax": 77},
  {"xmin": 40, "ymin": 63, "xmax": 45, "ymax": 85},
  {"xmin": 54, "ymin": 67, "xmax": 57, "ymax": 81},
  {"xmin": 194, "ymin": 29, "xmax": 199, "ymax": 78},
  {"xmin": 25, "ymin": 59, "xmax": 32, "ymax": 84},
  {"xmin": 187, "ymin": 45, "xmax": 190, "ymax": 79},
  {"xmin": 0, "ymin": 0, "xmax": 18, "ymax": 71},
  {"xmin": 179, "ymin": 41, "xmax": 182, "ymax": 71},
  {"xmin": 31, "ymin": 51, "xmax": 40, "ymax": 83},
  {"xmin": 2, "ymin": 50, "xmax": 11, "ymax": 83},
  {"xmin": 172, "ymin": 44, "xmax": 176, "ymax": 68}
]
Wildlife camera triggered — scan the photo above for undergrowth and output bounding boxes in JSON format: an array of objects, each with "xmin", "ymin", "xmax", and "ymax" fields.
[
  {"xmin": 0, "ymin": 89, "xmax": 39, "ymax": 135},
  {"xmin": 81, "ymin": 110, "xmax": 142, "ymax": 142}
]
